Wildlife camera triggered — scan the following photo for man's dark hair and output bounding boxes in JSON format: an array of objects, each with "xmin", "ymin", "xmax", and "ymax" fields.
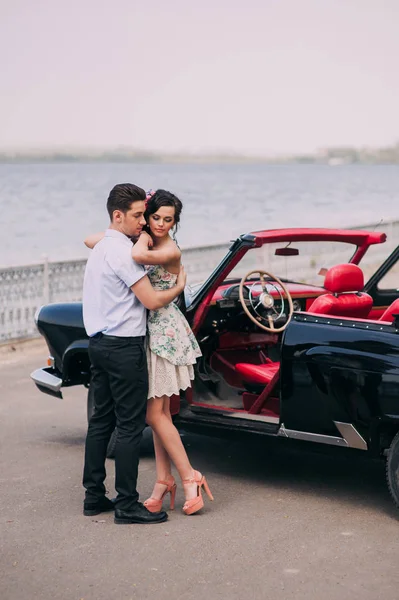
[{"xmin": 106, "ymin": 183, "xmax": 146, "ymax": 220}]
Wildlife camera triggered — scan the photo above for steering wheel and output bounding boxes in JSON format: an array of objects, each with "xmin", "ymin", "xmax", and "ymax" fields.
[{"xmin": 239, "ymin": 270, "xmax": 294, "ymax": 333}]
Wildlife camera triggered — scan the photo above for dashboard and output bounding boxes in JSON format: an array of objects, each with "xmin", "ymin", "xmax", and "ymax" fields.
[
  {"xmin": 215, "ymin": 282, "xmax": 304, "ymax": 312},
  {"xmin": 198, "ymin": 282, "xmax": 309, "ymax": 337}
]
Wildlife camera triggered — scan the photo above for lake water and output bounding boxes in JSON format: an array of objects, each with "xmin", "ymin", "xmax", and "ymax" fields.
[{"xmin": 1, "ymin": 162, "xmax": 398, "ymax": 267}]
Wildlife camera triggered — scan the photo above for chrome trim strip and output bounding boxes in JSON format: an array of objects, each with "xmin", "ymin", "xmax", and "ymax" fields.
[
  {"xmin": 190, "ymin": 406, "xmax": 279, "ymax": 425},
  {"xmin": 278, "ymin": 424, "xmax": 348, "ymax": 447},
  {"xmin": 225, "ymin": 412, "xmax": 280, "ymax": 425},
  {"xmin": 333, "ymin": 421, "xmax": 368, "ymax": 451},
  {"xmin": 30, "ymin": 368, "xmax": 62, "ymax": 393},
  {"xmin": 34, "ymin": 305, "xmax": 43, "ymax": 326}
]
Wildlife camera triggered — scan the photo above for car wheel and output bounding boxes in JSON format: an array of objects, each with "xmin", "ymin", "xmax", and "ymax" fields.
[
  {"xmin": 87, "ymin": 385, "xmax": 117, "ymax": 459},
  {"xmin": 386, "ymin": 430, "xmax": 399, "ymax": 509}
]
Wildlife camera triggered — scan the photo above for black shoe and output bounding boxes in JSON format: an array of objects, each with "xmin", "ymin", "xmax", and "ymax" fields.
[
  {"xmin": 114, "ymin": 502, "xmax": 168, "ymax": 524},
  {"xmin": 83, "ymin": 496, "xmax": 116, "ymax": 516}
]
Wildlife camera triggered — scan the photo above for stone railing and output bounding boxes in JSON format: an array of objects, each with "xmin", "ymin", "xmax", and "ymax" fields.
[
  {"xmin": 0, "ymin": 244, "xmax": 230, "ymax": 342},
  {"xmin": 1, "ymin": 221, "xmax": 397, "ymax": 342},
  {"xmin": 0, "ymin": 259, "xmax": 87, "ymax": 342}
]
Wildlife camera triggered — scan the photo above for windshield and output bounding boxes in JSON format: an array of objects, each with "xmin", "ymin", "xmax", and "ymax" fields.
[{"xmin": 227, "ymin": 241, "xmax": 358, "ymax": 286}]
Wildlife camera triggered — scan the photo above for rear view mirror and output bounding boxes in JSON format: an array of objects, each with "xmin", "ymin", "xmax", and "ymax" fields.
[{"xmin": 275, "ymin": 247, "xmax": 299, "ymax": 256}]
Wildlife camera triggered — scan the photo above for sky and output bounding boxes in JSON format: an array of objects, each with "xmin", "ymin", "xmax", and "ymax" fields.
[{"xmin": 0, "ymin": 0, "xmax": 398, "ymax": 155}]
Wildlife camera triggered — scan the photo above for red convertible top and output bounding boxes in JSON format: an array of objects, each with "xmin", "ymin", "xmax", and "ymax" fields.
[{"xmin": 250, "ymin": 228, "xmax": 386, "ymax": 246}]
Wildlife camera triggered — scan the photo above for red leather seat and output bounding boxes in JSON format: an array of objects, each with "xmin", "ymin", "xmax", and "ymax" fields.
[
  {"xmin": 235, "ymin": 361, "xmax": 279, "ymax": 385},
  {"xmin": 310, "ymin": 264, "xmax": 373, "ymax": 319},
  {"xmin": 235, "ymin": 264, "xmax": 373, "ymax": 400},
  {"xmin": 380, "ymin": 298, "xmax": 399, "ymax": 322}
]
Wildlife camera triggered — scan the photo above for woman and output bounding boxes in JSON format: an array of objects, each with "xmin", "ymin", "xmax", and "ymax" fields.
[{"xmin": 84, "ymin": 189, "xmax": 213, "ymax": 515}]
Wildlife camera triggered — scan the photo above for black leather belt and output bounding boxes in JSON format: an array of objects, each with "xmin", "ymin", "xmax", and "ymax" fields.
[{"xmin": 92, "ymin": 332, "xmax": 145, "ymax": 342}]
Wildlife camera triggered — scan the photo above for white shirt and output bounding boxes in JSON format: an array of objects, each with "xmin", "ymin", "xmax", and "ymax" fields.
[{"xmin": 82, "ymin": 229, "xmax": 147, "ymax": 337}]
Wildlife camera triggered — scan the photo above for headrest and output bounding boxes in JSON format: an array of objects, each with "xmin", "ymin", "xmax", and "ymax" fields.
[{"xmin": 324, "ymin": 264, "xmax": 364, "ymax": 294}]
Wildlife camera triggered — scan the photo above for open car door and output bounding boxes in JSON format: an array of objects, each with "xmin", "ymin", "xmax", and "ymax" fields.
[{"xmin": 364, "ymin": 245, "xmax": 399, "ymax": 319}]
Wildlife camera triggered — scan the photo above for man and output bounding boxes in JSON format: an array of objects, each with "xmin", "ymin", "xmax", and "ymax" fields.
[{"xmin": 82, "ymin": 183, "xmax": 186, "ymax": 525}]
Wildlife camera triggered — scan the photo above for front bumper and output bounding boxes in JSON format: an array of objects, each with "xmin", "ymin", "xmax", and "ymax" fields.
[{"xmin": 30, "ymin": 367, "xmax": 63, "ymax": 399}]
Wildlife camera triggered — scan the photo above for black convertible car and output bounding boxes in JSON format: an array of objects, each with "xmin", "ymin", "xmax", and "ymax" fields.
[{"xmin": 31, "ymin": 228, "xmax": 399, "ymax": 510}]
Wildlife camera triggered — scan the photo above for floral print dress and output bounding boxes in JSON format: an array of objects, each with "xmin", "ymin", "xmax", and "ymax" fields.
[{"xmin": 146, "ymin": 264, "xmax": 202, "ymax": 399}]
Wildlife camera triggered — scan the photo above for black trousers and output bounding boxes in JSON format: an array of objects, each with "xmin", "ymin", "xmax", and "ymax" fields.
[{"xmin": 82, "ymin": 334, "xmax": 148, "ymax": 510}]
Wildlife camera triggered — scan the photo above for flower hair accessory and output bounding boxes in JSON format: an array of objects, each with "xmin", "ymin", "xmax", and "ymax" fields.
[{"xmin": 145, "ymin": 188, "xmax": 155, "ymax": 208}]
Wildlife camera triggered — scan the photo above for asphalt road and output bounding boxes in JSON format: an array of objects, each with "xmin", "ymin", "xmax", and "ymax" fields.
[{"xmin": 1, "ymin": 339, "xmax": 399, "ymax": 600}]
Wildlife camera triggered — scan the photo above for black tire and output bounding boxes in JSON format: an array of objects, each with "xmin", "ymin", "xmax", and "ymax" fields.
[
  {"xmin": 140, "ymin": 426, "xmax": 154, "ymax": 455},
  {"xmin": 386, "ymin": 430, "xmax": 399, "ymax": 510},
  {"xmin": 87, "ymin": 385, "xmax": 117, "ymax": 459}
]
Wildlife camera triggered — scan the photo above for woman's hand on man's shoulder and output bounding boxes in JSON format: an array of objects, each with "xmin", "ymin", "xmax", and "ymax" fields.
[{"xmin": 138, "ymin": 231, "xmax": 153, "ymax": 248}]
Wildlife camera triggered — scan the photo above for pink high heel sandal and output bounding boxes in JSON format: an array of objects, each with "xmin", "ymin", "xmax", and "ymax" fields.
[
  {"xmin": 144, "ymin": 475, "xmax": 177, "ymax": 513},
  {"xmin": 182, "ymin": 470, "xmax": 214, "ymax": 515}
]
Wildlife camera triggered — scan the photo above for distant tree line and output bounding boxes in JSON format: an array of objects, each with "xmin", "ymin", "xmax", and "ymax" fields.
[
  {"xmin": 292, "ymin": 143, "xmax": 399, "ymax": 165},
  {"xmin": 0, "ymin": 143, "xmax": 399, "ymax": 164}
]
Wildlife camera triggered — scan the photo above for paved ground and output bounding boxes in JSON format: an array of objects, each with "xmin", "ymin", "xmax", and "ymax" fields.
[{"xmin": 1, "ymin": 339, "xmax": 399, "ymax": 600}]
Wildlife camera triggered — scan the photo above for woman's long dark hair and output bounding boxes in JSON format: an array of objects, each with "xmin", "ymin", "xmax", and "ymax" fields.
[{"xmin": 144, "ymin": 189, "xmax": 183, "ymax": 237}]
